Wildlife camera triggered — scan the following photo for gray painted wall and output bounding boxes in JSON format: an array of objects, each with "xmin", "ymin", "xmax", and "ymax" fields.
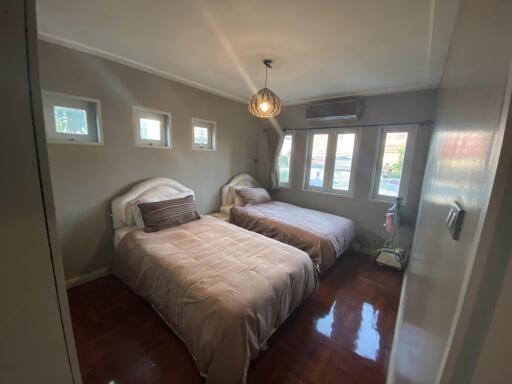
[
  {"xmin": 446, "ymin": 78, "xmax": 512, "ymax": 384},
  {"xmin": 38, "ymin": 41, "xmax": 265, "ymax": 281},
  {"xmin": 388, "ymin": 0, "xmax": 512, "ymax": 382},
  {"xmin": 470, "ymin": 245, "xmax": 512, "ymax": 383},
  {"xmin": 265, "ymin": 90, "xmax": 437, "ymax": 252},
  {"xmin": 0, "ymin": 1, "xmax": 78, "ymax": 381}
]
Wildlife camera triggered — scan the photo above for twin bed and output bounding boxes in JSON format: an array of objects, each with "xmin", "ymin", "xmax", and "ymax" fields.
[
  {"xmin": 222, "ymin": 173, "xmax": 356, "ymax": 274},
  {"xmin": 110, "ymin": 176, "xmax": 355, "ymax": 383}
]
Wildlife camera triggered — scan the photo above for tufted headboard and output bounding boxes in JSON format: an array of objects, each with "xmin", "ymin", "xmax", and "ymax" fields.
[{"xmin": 111, "ymin": 177, "xmax": 194, "ymax": 229}]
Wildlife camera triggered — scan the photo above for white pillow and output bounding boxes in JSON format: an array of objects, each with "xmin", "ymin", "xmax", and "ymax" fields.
[
  {"xmin": 129, "ymin": 191, "xmax": 193, "ymax": 228},
  {"xmin": 229, "ymin": 185, "xmax": 249, "ymax": 206},
  {"xmin": 131, "ymin": 204, "xmax": 145, "ymax": 228}
]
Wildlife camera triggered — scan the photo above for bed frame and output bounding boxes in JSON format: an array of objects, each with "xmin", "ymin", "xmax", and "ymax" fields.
[
  {"xmin": 111, "ymin": 177, "xmax": 194, "ymax": 229},
  {"xmin": 220, "ymin": 173, "xmax": 260, "ymax": 214}
]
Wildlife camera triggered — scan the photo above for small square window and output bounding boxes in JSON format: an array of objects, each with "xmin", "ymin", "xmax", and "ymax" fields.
[
  {"xmin": 54, "ymin": 106, "xmax": 88, "ymax": 135},
  {"xmin": 42, "ymin": 91, "xmax": 102, "ymax": 144},
  {"xmin": 192, "ymin": 118, "xmax": 216, "ymax": 150},
  {"xmin": 194, "ymin": 127, "xmax": 209, "ymax": 145},
  {"xmin": 139, "ymin": 118, "xmax": 161, "ymax": 141},
  {"xmin": 133, "ymin": 107, "xmax": 171, "ymax": 148}
]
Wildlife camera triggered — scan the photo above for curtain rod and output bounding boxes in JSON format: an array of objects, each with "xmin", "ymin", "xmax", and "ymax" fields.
[{"xmin": 281, "ymin": 120, "xmax": 434, "ymax": 131}]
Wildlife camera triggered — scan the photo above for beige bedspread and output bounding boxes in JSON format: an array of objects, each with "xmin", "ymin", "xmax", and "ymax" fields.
[
  {"xmin": 110, "ymin": 216, "xmax": 317, "ymax": 384},
  {"xmin": 229, "ymin": 201, "xmax": 356, "ymax": 274}
]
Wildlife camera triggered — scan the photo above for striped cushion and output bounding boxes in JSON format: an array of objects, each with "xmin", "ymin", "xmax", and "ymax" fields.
[
  {"xmin": 138, "ymin": 195, "xmax": 200, "ymax": 232},
  {"xmin": 235, "ymin": 187, "xmax": 271, "ymax": 206}
]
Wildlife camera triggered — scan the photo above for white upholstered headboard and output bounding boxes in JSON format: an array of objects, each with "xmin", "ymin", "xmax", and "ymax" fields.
[
  {"xmin": 220, "ymin": 173, "xmax": 260, "ymax": 212},
  {"xmin": 111, "ymin": 177, "xmax": 194, "ymax": 229}
]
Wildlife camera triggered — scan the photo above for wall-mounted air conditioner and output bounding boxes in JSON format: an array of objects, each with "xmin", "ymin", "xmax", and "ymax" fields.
[{"xmin": 305, "ymin": 97, "xmax": 363, "ymax": 122}]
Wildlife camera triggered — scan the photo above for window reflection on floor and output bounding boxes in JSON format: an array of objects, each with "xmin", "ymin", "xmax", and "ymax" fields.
[
  {"xmin": 315, "ymin": 302, "xmax": 336, "ymax": 338},
  {"xmin": 355, "ymin": 303, "xmax": 380, "ymax": 361}
]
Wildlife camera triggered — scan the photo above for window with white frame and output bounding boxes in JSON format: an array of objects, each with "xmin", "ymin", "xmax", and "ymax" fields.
[
  {"xmin": 372, "ymin": 126, "xmax": 413, "ymax": 201},
  {"xmin": 332, "ymin": 132, "xmax": 356, "ymax": 192},
  {"xmin": 133, "ymin": 107, "xmax": 171, "ymax": 148},
  {"xmin": 192, "ymin": 118, "xmax": 216, "ymax": 150},
  {"xmin": 304, "ymin": 129, "xmax": 359, "ymax": 195},
  {"xmin": 42, "ymin": 91, "xmax": 102, "ymax": 144},
  {"xmin": 306, "ymin": 133, "xmax": 329, "ymax": 189},
  {"xmin": 278, "ymin": 133, "xmax": 294, "ymax": 187}
]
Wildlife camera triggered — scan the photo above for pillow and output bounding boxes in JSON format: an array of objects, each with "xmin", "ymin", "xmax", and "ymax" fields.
[
  {"xmin": 235, "ymin": 187, "xmax": 271, "ymax": 206},
  {"xmin": 131, "ymin": 205, "xmax": 146, "ymax": 228},
  {"xmin": 138, "ymin": 195, "xmax": 200, "ymax": 232},
  {"xmin": 229, "ymin": 185, "xmax": 247, "ymax": 206},
  {"xmin": 130, "ymin": 191, "xmax": 193, "ymax": 228}
]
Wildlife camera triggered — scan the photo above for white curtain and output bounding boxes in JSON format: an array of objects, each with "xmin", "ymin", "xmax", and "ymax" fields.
[{"xmin": 270, "ymin": 130, "xmax": 284, "ymax": 189}]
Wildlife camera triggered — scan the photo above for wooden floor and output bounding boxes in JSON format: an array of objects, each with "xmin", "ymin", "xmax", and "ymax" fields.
[{"xmin": 68, "ymin": 252, "xmax": 402, "ymax": 384}]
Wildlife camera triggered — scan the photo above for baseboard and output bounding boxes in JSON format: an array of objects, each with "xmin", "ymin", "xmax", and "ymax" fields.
[{"xmin": 66, "ymin": 267, "xmax": 109, "ymax": 289}]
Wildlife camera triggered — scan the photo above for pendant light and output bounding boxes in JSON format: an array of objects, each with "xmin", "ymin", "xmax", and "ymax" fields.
[{"xmin": 248, "ymin": 59, "xmax": 282, "ymax": 118}]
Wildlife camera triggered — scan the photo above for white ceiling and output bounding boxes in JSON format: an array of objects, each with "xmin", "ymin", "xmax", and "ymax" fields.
[{"xmin": 36, "ymin": 0, "xmax": 460, "ymax": 104}]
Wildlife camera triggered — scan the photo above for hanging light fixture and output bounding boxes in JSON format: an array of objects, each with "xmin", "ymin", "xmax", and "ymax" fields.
[{"xmin": 248, "ymin": 59, "xmax": 282, "ymax": 118}]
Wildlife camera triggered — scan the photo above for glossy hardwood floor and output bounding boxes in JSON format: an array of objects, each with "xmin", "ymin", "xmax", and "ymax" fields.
[{"xmin": 68, "ymin": 252, "xmax": 402, "ymax": 384}]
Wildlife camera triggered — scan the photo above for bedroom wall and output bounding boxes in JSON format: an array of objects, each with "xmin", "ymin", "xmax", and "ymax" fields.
[
  {"xmin": 38, "ymin": 41, "xmax": 265, "ymax": 282},
  {"xmin": 264, "ymin": 89, "xmax": 437, "ymax": 253},
  {"xmin": 388, "ymin": 0, "xmax": 512, "ymax": 381},
  {"xmin": 1, "ymin": 1, "xmax": 78, "ymax": 381}
]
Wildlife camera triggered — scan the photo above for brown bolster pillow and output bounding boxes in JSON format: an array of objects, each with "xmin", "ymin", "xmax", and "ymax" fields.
[
  {"xmin": 235, "ymin": 187, "xmax": 271, "ymax": 206},
  {"xmin": 138, "ymin": 195, "xmax": 200, "ymax": 232}
]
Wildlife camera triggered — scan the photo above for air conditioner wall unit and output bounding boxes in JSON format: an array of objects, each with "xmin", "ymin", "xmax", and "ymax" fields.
[{"xmin": 305, "ymin": 97, "xmax": 363, "ymax": 122}]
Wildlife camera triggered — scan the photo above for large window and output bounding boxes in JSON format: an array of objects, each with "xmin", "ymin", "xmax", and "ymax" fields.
[
  {"xmin": 133, "ymin": 106, "xmax": 171, "ymax": 148},
  {"xmin": 305, "ymin": 129, "xmax": 359, "ymax": 195},
  {"xmin": 192, "ymin": 118, "xmax": 216, "ymax": 150},
  {"xmin": 372, "ymin": 126, "xmax": 412, "ymax": 201},
  {"xmin": 42, "ymin": 91, "xmax": 102, "ymax": 144},
  {"xmin": 278, "ymin": 133, "xmax": 294, "ymax": 187}
]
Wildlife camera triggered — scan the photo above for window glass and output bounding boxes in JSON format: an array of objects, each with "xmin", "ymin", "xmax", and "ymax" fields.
[
  {"xmin": 308, "ymin": 133, "xmax": 329, "ymax": 188},
  {"xmin": 278, "ymin": 134, "xmax": 293, "ymax": 185},
  {"xmin": 43, "ymin": 92, "xmax": 101, "ymax": 144},
  {"xmin": 133, "ymin": 107, "xmax": 170, "ymax": 148},
  {"xmin": 193, "ymin": 126, "xmax": 209, "ymax": 145},
  {"xmin": 332, "ymin": 133, "xmax": 355, "ymax": 191},
  {"xmin": 304, "ymin": 129, "xmax": 359, "ymax": 194},
  {"xmin": 139, "ymin": 118, "xmax": 161, "ymax": 141},
  {"xmin": 192, "ymin": 118, "xmax": 216, "ymax": 150},
  {"xmin": 54, "ymin": 106, "xmax": 88, "ymax": 135},
  {"xmin": 378, "ymin": 131, "xmax": 408, "ymax": 197}
]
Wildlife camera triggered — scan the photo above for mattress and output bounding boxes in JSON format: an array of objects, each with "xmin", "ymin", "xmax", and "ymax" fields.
[
  {"xmin": 229, "ymin": 201, "xmax": 356, "ymax": 274},
  {"xmin": 110, "ymin": 216, "xmax": 317, "ymax": 384}
]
